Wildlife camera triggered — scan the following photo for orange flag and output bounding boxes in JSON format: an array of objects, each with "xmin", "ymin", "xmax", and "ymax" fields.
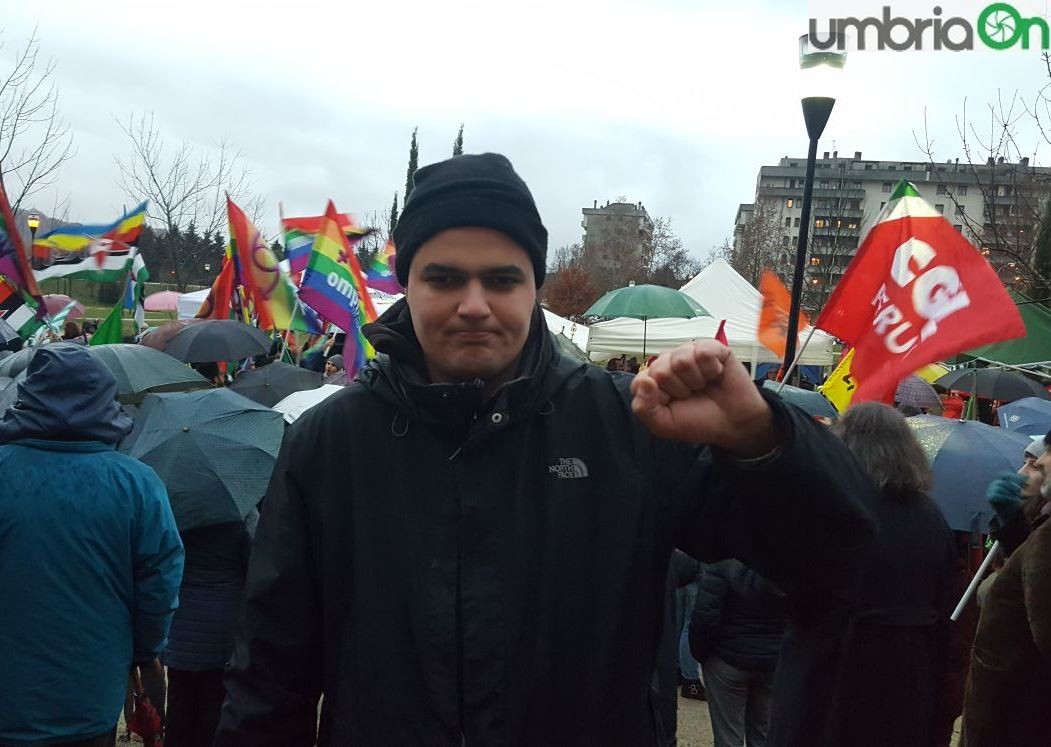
[{"xmin": 757, "ymin": 270, "xmax": 808, "ymax": 358}]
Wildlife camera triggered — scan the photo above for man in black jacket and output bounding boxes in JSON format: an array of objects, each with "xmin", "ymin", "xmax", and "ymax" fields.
[{"xmin": 215, "ymin": 153, "xmax": 877, "ymax": 746}]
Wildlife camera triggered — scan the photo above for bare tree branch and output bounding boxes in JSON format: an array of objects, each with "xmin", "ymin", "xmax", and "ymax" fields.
[{"xmin": 0, "ymin": 27, "xmax": 75, "ymax": 214}]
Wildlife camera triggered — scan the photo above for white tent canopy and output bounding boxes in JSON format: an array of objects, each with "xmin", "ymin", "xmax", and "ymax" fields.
[
  {"xmin": 542, "ymin": 308, "xmax": 590, "ymax": 351},
  {"xmin": 586, "ymin": 259, "xmax": 838, "ymax": 367},
  {"xmin": 177, "ymin": 288, "xmax": 210, "ymax": 320}
]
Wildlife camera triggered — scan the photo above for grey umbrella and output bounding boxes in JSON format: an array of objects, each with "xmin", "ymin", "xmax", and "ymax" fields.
[
  {"xmin": 229, "ymin": 362, "xmax": 322, "ymax": 407},
  {"xmin": 762, "ymin": 380, "xmax": 838, "ymax": 420},
  {"xmin": 119, "ymin": 388, "xmax": 284, "ymax": 531},
  {"xmin": 163, "ymin": 320, "xmax": 272, "ymax": 363},
  {"xmin": 935, "ymin": 367, "xmax": 1049, "ymax": 402},
  {"xmin": 87, "ymin": 344, "xmax": 212, "ymax": 403}
]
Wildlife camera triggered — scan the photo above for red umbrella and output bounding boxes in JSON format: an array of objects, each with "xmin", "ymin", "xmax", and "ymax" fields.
[
  {"xmin": 144, "ymin": 290, "xmax": 182, "ymax": 312},
  {"xmin": 127, "ymin": 669, "xmax": 164, "ymax": 746},
  {"xmin": 41, "ymin": 294, "xmax": 85, "ymax": 319}
]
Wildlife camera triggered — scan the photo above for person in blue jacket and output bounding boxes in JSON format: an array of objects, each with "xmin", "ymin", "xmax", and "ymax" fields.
[{"xmin": 0, "ymin": 344, "xmax": 184, "ymax": 747}]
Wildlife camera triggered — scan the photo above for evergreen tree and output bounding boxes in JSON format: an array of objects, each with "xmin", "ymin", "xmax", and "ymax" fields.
[
  {"xmin": 404, "ymin": 127, "xmax": 419, "ymax": 201},
  {"xmin": 389, "ymin": 192, "xmax": 399, "ymax": 234},
  {"xmin": 270, "ymin": 238, "xmax": 285, "ymax": 260},
  {"xmin": 1032, "ymin": 197, "xmax": 1051, "ymax": 304},
  {"xmin": 453, "ymin": 124, "xmax": 464, "ymax": 156}
]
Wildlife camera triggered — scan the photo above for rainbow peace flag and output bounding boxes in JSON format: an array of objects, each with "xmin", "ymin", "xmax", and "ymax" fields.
[
  {"xmin": 298, "ymin": 201, "xmax": 377, "ymax": 375},
  {"xmin": 281, "ymin": 211, "xmax": 371, "ymax": 274},
  {"xmin": 365, "ymin": 240, "xmax": 401, "ymax": 295},
  {"xmin": 32, "ymin": 202, "xmax": 147, "ymax": 264},
  {"xmin": 228, "ymin": 197, "xmax": 318, "ymax": 333}
]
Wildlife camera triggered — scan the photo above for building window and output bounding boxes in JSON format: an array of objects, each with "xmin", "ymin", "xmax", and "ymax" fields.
[
  {"xmin": 997, "ymin": 185, "xmax": 1009, "ymax": 197},
  {"xmin": 783, "ymin": 235, "xmax": 791, "ymax": 246},
  {"xmin": 810, "ymin": 257, "xmax": 822, "ymax": 265},
  {"xmin": 903, "ymin": 164, "xmax": 913, "ymax": 171},
  {"xmin": 789, "ymin": 162, "xmax": 799, "ymax": 167},
  {"xmin": 880, "ymin": 201, "xmax": 886, "ymax": 210},
  {"xmin": 958, "ymin": 185, "xmax": 968, "ymax": 196},
  {"xmin": 953, "ymin": 224, "xmax": 963, "ymax": 232},
  {"xmin": 955, "ymin": 205, "xmax": 965, "ymax": 215},
  {"xmin": 785, "ymin": 217, "xmax": 792, "ymax": 227},
  {"xmin": 819, "ymin": 180, "xmax": 829, "ymax": 189},
  {"xmin": 794, "ymin": 218, "xmax": 800, "ymax": 227},
  {"xmin": 935, "ymin": 204, "xmax": 944, "ymax": 214},
  {"xmin": 864, "ymin": 164, "xmax": 874, "ymax": 170},
  {"xmin": 888, "ymin": 165, "xmax": 896, "ymax": 170},
  {"xmin": 937, "ymin": 184, "xmax": 947, "ymax": 195},
  {"xmin": 847, "ymin": 222, "xmax": 858, "ymax": 230},
  {"xmin": 853, "ymin": 181, "xmax": 863, "ymax": 189},
  {"xmin": 815, "ymin": 218, "xmax": 826, "ymax": 228},
  {"xmin": 789, "ymin": 178, "xmax": 796, "ymax": 188},
  {"xmin": 786, "ymin": 199, "xmax": 795, "ymax": 209},
  {"xmin": 882, "ymin": 182, "xmax": 892, "ymax": 193}
]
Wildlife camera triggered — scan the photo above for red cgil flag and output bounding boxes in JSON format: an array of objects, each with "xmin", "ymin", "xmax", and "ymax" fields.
[
  {"xmin": 815, "ymin": 180, "xmax": 1024, "ymax": 401},
  {"xmin": 715, "ymin": 319, "xmax": 729, "ymax": 346}
]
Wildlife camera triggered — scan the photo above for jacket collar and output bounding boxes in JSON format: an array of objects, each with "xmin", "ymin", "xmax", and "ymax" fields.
[{"xmin": 360, "ymin": 299, "xmax": 584, "ymax": 429}]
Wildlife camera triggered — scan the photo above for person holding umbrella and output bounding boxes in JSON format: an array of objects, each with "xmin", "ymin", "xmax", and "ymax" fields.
[
  {"xmin": 215, "ymin": 153, "xmax": 877, "ymax": 746},
  {"xmin": 962, "ymin": 431, "xmax": 1051, "ymax": 745},
  {"xmin": 0, "ymin": 345, "xmax": 183, "ymax": 747}
]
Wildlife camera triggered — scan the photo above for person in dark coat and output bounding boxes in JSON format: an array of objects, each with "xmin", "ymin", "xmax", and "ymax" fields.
[
  {"xmin": 816, "ymin": 402, "xmax": 957, "ymax": 747},
  {"xmin": 962, "ymin": 431, "xmax": 1051, "ymax": 746},
  {"xmin": 688, "ymin": 559, "xmax": 786, "ymax": 747},
  {"xmin": 164, "ymin": 510, "xmax": 258, "ymax": 747},
  {"xmin": 654, "ymin": 550, "xmax": 701, "ymax": 746},
  {"xmin": 214, "ymin": 153, "xmax": 878, "ymax": 746}
]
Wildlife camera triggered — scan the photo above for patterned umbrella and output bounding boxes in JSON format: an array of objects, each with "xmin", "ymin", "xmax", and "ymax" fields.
[
  {"xmin": 997, "ymin": 397, "xmax": 1051, "ymax": 437},
  {"xmin": 895, "ymin": 375, "xmax": 943, "ymax": 413}
]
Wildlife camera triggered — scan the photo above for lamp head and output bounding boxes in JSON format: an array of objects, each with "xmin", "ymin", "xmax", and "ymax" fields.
[{"xmin": 26, "ymin": 213, "xmax": 40, "ymax": 231}]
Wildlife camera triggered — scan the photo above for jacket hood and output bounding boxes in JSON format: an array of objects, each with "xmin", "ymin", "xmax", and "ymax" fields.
[
  {"xmin": 0, "ymin": 344, "xmax": 133, "ymax": 445},
  {"xmin": 360, "ymin": 298, "xmax": 584, "ymax": 428}
]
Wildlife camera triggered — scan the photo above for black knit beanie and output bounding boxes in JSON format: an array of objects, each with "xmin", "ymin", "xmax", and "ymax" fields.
[{"xmin": 393, "ymin": 153, "xmax": 548, "ymax": 287}]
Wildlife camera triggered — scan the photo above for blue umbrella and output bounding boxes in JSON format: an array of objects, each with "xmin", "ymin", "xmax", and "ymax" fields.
[
  {"xmin": 998, "ymin": 397, "xmax": 1051, "ymax": 437},
  {"xmin": 906, "ymin": 415, "xmax": 1033, "ymax": 532},
  {"xmin": 762, "ymin": 380, "xmax": 838, "ymax": 420}
]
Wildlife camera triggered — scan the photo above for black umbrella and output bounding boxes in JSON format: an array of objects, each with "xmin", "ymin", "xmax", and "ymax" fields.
[
  {"xmin": 935, "ymin": 367, "xmax": 1049, "ymax": 402},
  {"xmin": 762, "ymin": 380, "xmax": 838, "ymax": 420},
  {"xmin": 87, "ymin": 344, "xmax": 212, "ymax": 403},
  {"xmin": 163, "ymin": 320, "xmax": 272, "ymax": 363},
  {"xmin": 119, "ymin": 388, "xmax": 284, "ymax": 531},
  {"xmin": 229, "ymin": 362, "xmax": 322, "ymax": 407}
]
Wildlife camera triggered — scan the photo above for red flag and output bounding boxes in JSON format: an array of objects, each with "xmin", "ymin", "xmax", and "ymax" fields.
[
  {"xmin": 715, "ymin": 319, "xmax": 728, "ymax": 346},
  {"xmin": 195, "ymin": 257, "xmax": 235, "ymax": 321},
  {"xmin": 757, "ymin": 270, "xmax": 809, "ymax": 358},
  {"xmin": 815, "ymin": 181, "xmax": 1024, "ymax": 401},
  {"xmin": 0, "ymin": 183, "xmax": 43, "ymax": 307}
]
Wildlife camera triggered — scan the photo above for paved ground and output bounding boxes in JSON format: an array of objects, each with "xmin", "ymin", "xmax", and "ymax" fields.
[{"xmin": 676, "ymin": 693, "xmax": 715, "ymax": 746}]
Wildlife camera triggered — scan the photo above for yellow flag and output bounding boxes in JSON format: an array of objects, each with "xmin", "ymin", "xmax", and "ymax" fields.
[{"xmin": 820, "ymin": 349, "xmax": 857, "ymax": 413}]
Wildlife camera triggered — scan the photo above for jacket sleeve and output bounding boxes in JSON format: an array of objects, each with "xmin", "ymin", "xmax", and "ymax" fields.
[
  {"xmin": 131, "ymin": 472, "xmax": 184, "ymax": 663},
  {"xmin": 670, "ymin": 392, "xmax": 878, "ymax": 601},
  {"xmin": 688, "ymin": 564, "xmax": 727, "ymax": 664},
  {"xmin": 214, "ymin": 431, "xmax": 323, "ymax": 747},
  {"xmin": 1023, "ymin": 522, "xmax": 1051, "ymax": 660}
]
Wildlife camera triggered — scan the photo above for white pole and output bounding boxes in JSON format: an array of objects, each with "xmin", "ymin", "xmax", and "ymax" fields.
[
  {"xmin": 950, "ymin": 540, "xmax": 1001, "ymax": 621},
  {"xmin": 778, "ymin": 326, "xmax": 818, "ymax": 393}
]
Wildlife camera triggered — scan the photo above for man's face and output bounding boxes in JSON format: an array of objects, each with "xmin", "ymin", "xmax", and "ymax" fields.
[
  {"xmin": 406, "ymin": 227, "xmax": 536, "ymax": 384},
  {"xmin": 1034, "ymin": 446, "xmax": 1051, "ymax": 499}
]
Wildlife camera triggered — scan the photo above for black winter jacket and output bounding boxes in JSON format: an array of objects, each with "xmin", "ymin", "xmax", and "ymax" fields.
[
  {"xmin": 163, "ymin": 510, "xmax": 257, "ymax": 672},
  {"xmin": 214, "ymin": 301, "xmax": 877, "ymax": 746},
  {"xmin": 688, "ymin": 559, "xmax": 787, "ymax": 672}
]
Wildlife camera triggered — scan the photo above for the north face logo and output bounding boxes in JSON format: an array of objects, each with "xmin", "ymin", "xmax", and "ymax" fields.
[{"xmin": 548, "ymin": 458, "xmax": 589, "ymax": 479}]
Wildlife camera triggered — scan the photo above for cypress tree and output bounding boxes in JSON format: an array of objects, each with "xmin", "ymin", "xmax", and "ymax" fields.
[
  {"xmin": 453, "ymin": 124, "xmax": 464, "ymax": 156},
  {"xmin": 389, "ymin": 192, "xmax": 399, "ymax": 233},
  {"xmin": 404, "ymin": 127, "xmax": 419, "ymax": 201}
]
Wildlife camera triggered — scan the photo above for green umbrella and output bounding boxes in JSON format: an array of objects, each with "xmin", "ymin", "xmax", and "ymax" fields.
[
  {"xmin": 584, "ymin": 283, "xmax": 709, "ymax": 356},
  {"xmin": 119, "ymin": 388, "xmax": 284, "ymax": 531}
]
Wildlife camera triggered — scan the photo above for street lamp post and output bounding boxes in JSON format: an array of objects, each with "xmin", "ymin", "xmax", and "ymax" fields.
[
  {"xmin": 781, "ymin": 35, "xmax": 846, "ymax": 381},
  {"xmin": 27, "ymin": 213, "xmax": 41, "ymax": 270}
]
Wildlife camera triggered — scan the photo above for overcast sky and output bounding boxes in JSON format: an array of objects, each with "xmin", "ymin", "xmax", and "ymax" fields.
[{"xmin": 3, "ymin": 0, "xmax": 1049, "ymax": 263}]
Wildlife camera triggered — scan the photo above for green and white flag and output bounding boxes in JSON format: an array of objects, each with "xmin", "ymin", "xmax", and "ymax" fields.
[{"xmin": 35, "ymin": 248, "xmax": 148, "ymax": 286}]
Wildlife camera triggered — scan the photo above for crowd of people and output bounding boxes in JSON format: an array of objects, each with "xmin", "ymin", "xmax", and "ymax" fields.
[{"xmin": 0, "ymin": 153, "xmax": 1049, "ymax": 747}]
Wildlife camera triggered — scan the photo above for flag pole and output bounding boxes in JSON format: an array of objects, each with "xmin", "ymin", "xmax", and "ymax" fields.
[
  {"xmin": 950, "ymin": 540, "xmax": 1001, "ymax": 621},
  {"xmin": 777, "ymin": 326, "xmax": 818, "ymax": 394}
]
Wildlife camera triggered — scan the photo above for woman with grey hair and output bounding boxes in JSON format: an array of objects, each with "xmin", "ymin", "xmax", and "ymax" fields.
[{"xmin": 826, "ymin": 402, "xmax": 957, "ymax": 747}]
